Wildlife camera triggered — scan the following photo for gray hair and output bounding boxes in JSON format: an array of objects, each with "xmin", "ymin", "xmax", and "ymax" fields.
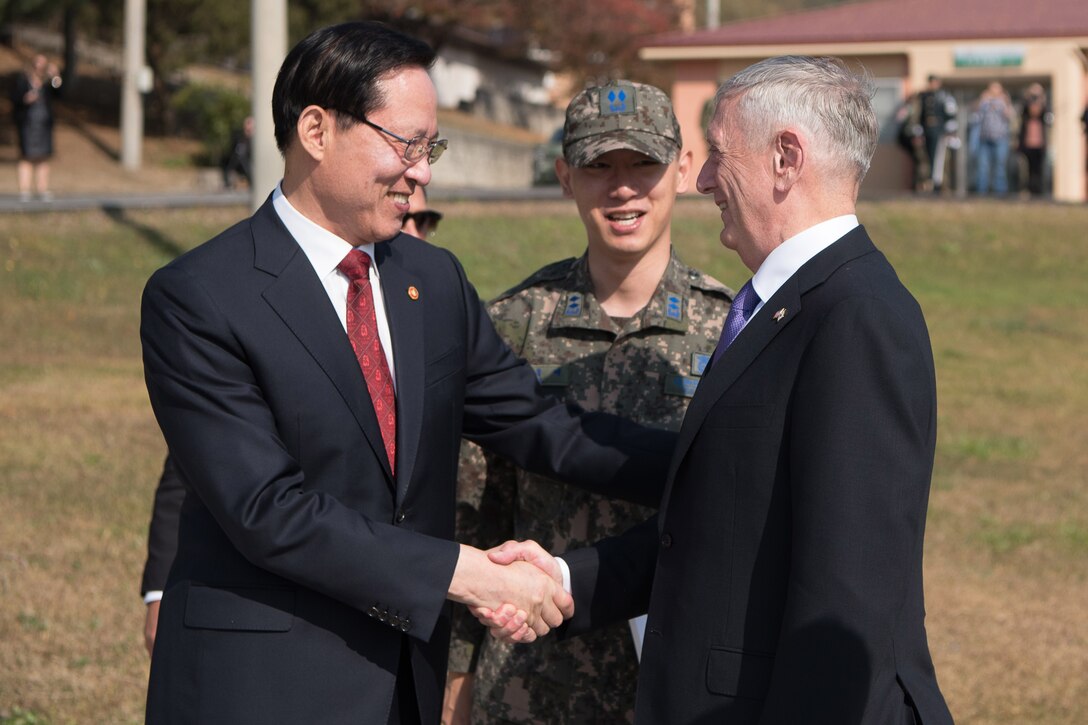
[{"xmin": 713, "ymin": 56, "xmax": 878, "ymax": 183}]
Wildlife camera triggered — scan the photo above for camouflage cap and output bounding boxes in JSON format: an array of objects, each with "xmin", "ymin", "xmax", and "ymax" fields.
[{"xmin": 563, "ymin": 80, "xmax": 682, "ymax": 167}]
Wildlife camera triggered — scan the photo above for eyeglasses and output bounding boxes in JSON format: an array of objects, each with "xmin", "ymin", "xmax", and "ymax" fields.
[
  {"xmin": 402, "ymin": 209, "xmax": 443, "ymax": 237},
  {"xmin": 361, "ymin": 118, "xmax": 448, "ymax": 165}
]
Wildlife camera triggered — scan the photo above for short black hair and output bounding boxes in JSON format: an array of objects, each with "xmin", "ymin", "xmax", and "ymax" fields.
[{"xmin": 272, "ymin": 21, "xmax": 435, "ymax": 153}]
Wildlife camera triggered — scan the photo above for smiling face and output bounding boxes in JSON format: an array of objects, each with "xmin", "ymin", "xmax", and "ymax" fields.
[
  {"xmin": 400, "ymin": 185, "xmax": 429, "ymax": 238},
  {"xmin": 302, "ymin": 66, "xmax": 437, "ymax": 245},
  {"xmin": 557, "ymin": 148, "xmax": 690, "ymax": 261},
  {"xmin": 696, "ymin": 98, "xmax": 779, "ymax": 272}
]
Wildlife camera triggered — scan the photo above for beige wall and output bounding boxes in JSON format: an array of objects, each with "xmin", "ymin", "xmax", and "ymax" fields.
[{"xmin": 671, "ymin": 57, "xmax": 763, "ymax": 196}]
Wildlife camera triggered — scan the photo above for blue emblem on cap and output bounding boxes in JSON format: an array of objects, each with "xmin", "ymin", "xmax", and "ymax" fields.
[
  {"xmin": 564, "ymin": 294, "xmax": 583, "ymax": 317},
  {"xmin": 600, "ymin": 84, "xmax": 636, "ymax": 116},
  {"xmin": 666, "ymin": 294, "xmax": 683, "ymax": 321},
  {"xmin": 609, "ymin": 89, "xmax": 627, "ymax": 112}
]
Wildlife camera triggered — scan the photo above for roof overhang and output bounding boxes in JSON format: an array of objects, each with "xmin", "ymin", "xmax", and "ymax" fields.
[{"xmin": 640, "ymin": 36, "xmax": 1088, "ymax": 62}]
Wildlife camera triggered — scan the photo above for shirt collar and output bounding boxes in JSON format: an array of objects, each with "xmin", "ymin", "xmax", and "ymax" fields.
[
  {"xmin": 271, "ymin": 184, "xmax": 377, "ymax": 278},
  {"xmin": 550, "ymin": 249, "xmax": 694, "ymax": 334},
  {"xmin": 752, "ymin": 215, "xmax": 858, "ymax": 303}
]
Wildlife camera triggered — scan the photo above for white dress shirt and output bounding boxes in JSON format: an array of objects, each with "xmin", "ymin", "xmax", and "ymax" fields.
[
  {"xmin": 745, "ymin": 214, "xmax": 859, "ymax": 330},
  {"xmin": 272, "ymin": 184, "xmax": 397, "ymax": 388}
]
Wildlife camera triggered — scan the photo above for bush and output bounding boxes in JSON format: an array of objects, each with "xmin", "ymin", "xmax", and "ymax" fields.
[{"xmin": 171, "ymin": 83, "xmax": 249, "ymax": 165}]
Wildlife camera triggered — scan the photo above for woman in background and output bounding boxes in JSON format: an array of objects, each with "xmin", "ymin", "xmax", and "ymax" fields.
[{"xmin": 12, "ymin": 54, "xmax": 62, "ymax": 202}]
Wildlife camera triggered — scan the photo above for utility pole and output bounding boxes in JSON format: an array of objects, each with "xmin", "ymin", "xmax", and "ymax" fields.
[
  {"xmin": 121, "ymin": 0, "xmax": 147, "ymax": 170},
  {"xmin": 706, "ymin": 0, "xmax": 721, "ymax": 29},
  {"xmin": 250, "ymin": 0, "xmax": 288, "ymax": 211}
]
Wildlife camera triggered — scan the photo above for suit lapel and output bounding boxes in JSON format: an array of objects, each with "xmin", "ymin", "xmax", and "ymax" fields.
[
  {"xmin": 375, "ymin": 236, "xmax": 425, "ymax": 505},
  {"xmin": 660, "ymin": 226, "xmax": 878, "ymax": 513},
  {"xmin": 252, "ymin": 201, "xmax": 395, "ymax": 490},
  {"xmin": 657, "ymin": 280, "xmax": 800, "ymax": 519}
]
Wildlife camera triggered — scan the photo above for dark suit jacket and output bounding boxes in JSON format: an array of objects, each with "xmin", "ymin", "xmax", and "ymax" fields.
[
  {"xmin": 140, "ymin": 198, "xmax": 671, "ymax": 723},
  {"xmin": 565, "ymin": 227, "xmax": 953, "ymax": 724},
  {"xmin": 140, "ymin": 454, "xmax": 184, "ymax": 598}
]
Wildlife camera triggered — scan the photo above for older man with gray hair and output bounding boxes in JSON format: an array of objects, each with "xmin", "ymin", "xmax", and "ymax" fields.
[{"xmin": 485, "ymin": 56, "xmax": 954, "ymax": 725}]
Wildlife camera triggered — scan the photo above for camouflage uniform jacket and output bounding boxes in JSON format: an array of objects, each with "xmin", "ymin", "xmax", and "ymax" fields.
[{"xmin": 450, "ymin": 250, "xmax": 732, "ymax": 724}]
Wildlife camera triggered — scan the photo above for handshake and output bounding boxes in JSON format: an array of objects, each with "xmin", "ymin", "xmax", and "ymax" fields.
[{"xmin": 447, "ymin": 540, "xmax": 566, "ymax": 644}]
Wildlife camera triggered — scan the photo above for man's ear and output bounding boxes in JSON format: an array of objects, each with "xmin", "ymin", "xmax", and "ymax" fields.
[
  {"xmin": 295, "ymin": 105, "xmax": 332, "ymax": 162},
  {"xmin": 674, "ymin": 149, "xmax": 694, "ymax": 194},
  {"xmin": 773, "ymin": 129, "xmax": 804, "ymax": 192},
  {"xmin": 556, "ymin": 157, "xmax": 575, "ymax": 199}
]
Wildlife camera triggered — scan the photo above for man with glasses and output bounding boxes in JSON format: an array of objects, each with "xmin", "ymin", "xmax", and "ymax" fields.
[
  {"xmin": 140, "ymin": 22, "xmax": 672, "ymax": 724},
  {"xmin": 138, "ymin": 186, "xmax": 444, "ymax": 658}
]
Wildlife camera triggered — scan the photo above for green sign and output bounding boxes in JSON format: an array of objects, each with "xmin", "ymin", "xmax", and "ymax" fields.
[{"xmin": 954, "ymin": 46, "xmax": 1024, "ymax": 68}]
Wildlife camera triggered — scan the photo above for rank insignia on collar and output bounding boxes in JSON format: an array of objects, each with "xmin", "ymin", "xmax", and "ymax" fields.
[
  {"xmin": 666, "ymin": 294, "xmax": 683, "ymax": 321},
  {"xmin": 773, "ymin": 308, "xmax": 787, "ymax": 323}
]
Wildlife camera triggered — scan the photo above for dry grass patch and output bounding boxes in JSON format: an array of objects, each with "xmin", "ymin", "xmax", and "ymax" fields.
[{"xmin": 1, "ymin": 200, "xmax": 1085, "ymax": 723}]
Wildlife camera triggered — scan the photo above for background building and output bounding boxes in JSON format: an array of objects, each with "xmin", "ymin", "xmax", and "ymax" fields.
[{"xmin": 642, "ymin": 0, "xmax": 1088, "ymax": 201}]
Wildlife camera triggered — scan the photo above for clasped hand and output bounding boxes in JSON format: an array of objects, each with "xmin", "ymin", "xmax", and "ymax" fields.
[{"xmin": 449, "ymin": 540, "xmax": 568, "ymax": 643}]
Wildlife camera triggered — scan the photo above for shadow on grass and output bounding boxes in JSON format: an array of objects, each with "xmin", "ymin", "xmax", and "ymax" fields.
[
  {"xmin": 103, "ymin": 205, "xmax": 187, "ymax": 259},
  {"xmin": 61, "ymin": 112, "xmax": 122, "ymax": 162}
]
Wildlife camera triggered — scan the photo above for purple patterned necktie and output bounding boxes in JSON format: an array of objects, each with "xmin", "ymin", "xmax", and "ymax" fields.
[{"xmin": 710, "ymin": 279, "xmax": 760, "ymax": 365}]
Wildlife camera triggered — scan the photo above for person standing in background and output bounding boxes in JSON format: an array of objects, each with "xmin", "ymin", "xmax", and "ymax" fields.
[
  {"xmin": 918, "ymin": 74, "xmax": 957, "ymax": 194},
  {"xmin": 399, "ymin": 185, "xmax": 442, "ymax": 239},
  {"xmin": 443, "ymin": 81, "xmax": 732, "ymax": 724},
  {"xmin": 1082, "ymin": 103, "xmax": 1088, "ymax": 196},
  {"xmin": 221, "ymin": 115, "xmax": 255, "ymax": 190},
  {"xmin": 11, "ymin": 54, "xmax": 62, "ymax": 202},
  {"xmin": 974, "ymin": 81, "xmax": 1013, "ymax": 196},
  {"xmin": 1018, "ymin": 82, "xmax": 1052, "ymax": 197},
  {"xmin": 894, "ymin": 92, "xmax": 925, "ymax": 192}
]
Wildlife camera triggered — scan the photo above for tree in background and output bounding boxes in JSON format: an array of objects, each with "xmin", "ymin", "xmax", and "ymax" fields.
[
  {"xmin": 2, "ymin": 0, "xmax": 845, "ymax": 132},
  {"xmin": 690, "ymin": 0, "xmax": 844, "ymax": 25}
]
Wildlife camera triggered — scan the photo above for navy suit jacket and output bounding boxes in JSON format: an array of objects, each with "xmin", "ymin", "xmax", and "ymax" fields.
[
  {"xmin": 565, "ymin": 227, "xmax": 954, "ymax": 724},
  {"xmin": 141, "ymin": 198, "xmax": 671, "ymax": 723}
]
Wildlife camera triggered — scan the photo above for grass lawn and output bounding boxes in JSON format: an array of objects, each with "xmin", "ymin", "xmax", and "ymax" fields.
[{"xmin": 1, "ymin": 198, "xmax": 1085, "ymax": 723}]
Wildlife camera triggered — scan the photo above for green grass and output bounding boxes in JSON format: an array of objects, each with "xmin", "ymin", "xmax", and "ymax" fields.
[{"xmin": 1, "ymin": 199, "xmax": 1086, "ymax": 723}]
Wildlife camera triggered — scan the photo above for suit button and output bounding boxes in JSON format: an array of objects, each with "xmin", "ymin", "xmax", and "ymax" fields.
[
  {"xmin": 395, "ymin": 510, "xmax": 406, "ymax": 524},
  {"xmin": 367, "ymin": 606, "xmax": 380, "ymax": 618},
  {"xmin": 660, "ymin": 533, "xmax": 673, "ymax": 548},
  {"xmin": 399, "ymin": 621, "xmax": 410, "ymax": 632}
]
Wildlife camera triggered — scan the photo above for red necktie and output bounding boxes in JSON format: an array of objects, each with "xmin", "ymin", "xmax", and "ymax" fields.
[{"xmin": 338, "ymin": 250, "xmax": 396, "ymax": 474}]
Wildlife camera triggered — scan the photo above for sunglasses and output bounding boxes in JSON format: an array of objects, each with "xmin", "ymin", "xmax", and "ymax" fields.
[{"xmin": 402, "ymin": 209, "xmax": 443, "ymax": 236}]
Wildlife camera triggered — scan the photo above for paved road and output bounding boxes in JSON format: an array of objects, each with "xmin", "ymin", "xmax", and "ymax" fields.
[{"xmin": 0, "ymin": 186, "xmax": 565, "ymax": 214}]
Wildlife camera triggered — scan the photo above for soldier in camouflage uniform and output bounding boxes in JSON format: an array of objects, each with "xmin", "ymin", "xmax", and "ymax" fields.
[{"xmin": 444, "ymin": 81, "xmax": 734, "ymax": 724}]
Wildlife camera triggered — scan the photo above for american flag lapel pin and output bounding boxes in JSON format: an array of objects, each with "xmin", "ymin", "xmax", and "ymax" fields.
[{"xmin": 772, "ymin": 308, "xmax": 787, "ymax": 323}]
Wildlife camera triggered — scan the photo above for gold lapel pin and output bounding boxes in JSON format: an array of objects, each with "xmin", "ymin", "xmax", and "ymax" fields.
[
  {"xmin": 407, "ymin": 286, "xmax": 420, "ymax": 300},
  {"xmin": 773, "ymin": 308, "xmax": 787, "ymax": 323}
]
